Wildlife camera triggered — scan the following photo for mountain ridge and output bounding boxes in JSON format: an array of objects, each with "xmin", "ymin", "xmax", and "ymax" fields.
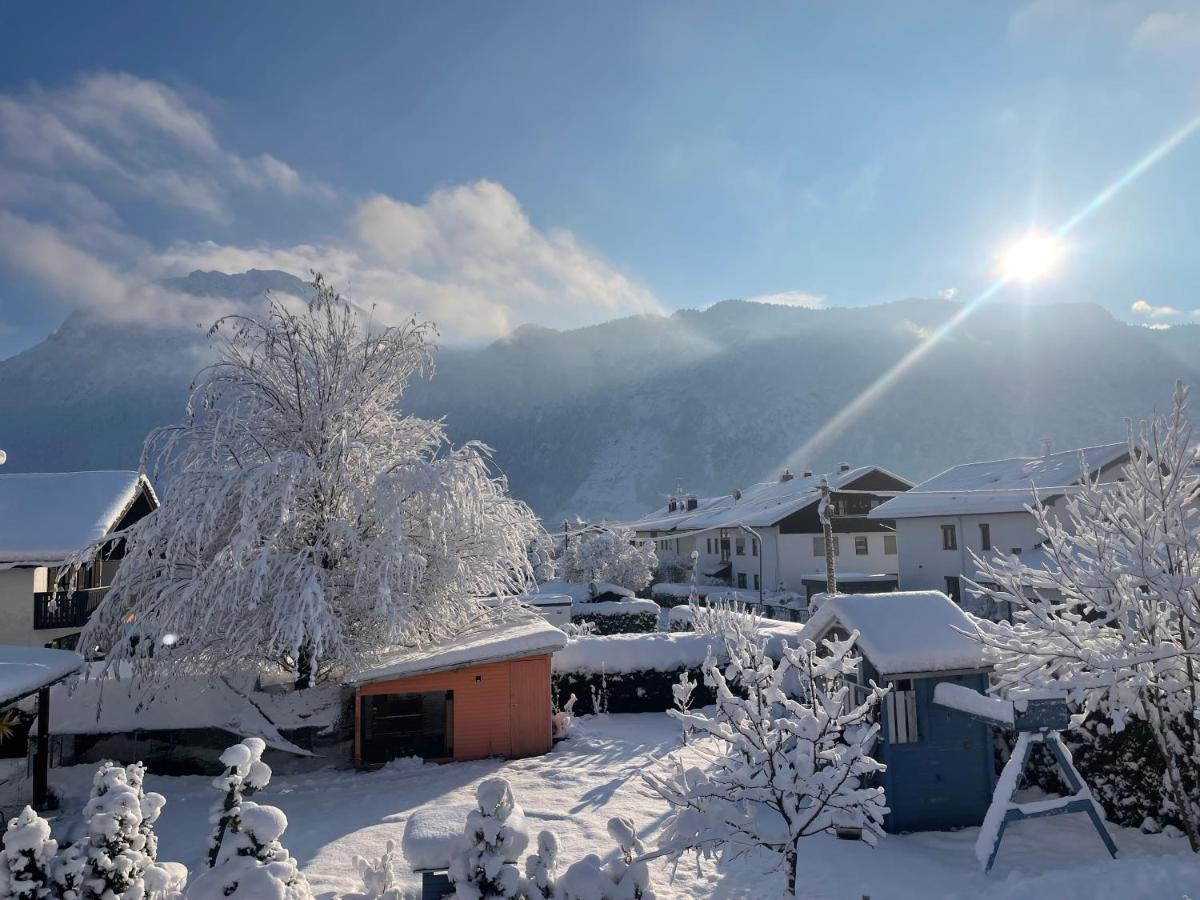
[{"xmin": 1, "ymin": 270, "xmax": 1196, "ymax": 523}]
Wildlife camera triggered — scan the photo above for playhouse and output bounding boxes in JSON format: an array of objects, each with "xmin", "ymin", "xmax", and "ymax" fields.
[
  {"xmin": 348, "ymin": 615, "xmax": 568, "ymax": 767},
  {"xmin": 801, "ymin": 591, "xmax": 996, "ymax": 833}
]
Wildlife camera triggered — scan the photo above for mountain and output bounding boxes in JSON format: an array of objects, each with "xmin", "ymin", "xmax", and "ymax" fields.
[{"xmin": 2, "ymin": 270, "xmax": 1198, "ymax": 523}]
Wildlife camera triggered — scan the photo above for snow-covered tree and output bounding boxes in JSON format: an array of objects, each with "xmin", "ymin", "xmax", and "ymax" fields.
[
  {"xmin": 561, "ymin": 528, "xmax": 656, "ymax": 592},
  {"xmin": 76, "ymin": 761, "xmax": 175, "ymax": 900},
  {"xmin": 449, "ymin": 778, "xmax": 523, "ymax": 900},
  {"xmin": 0, "ymin": 806, "xmax": 57, "ymax": 900},
  {"xmin": 557, "ymin": 817, "xmax": 656, "ymax": 900},
  {"xmin": 520, "ymin": 831, "xmax": 558, "ymax": 900},
  {"xmin": 644, "ymin": 628, "xmax": 887, "ymax": 897},
  {"xmin": 349, "ymin": 840, "xmax": 402, "ymax": 900},
  {"xmin": 526, "ymin": 531, "xmax": 558, "ymax": 585},
  {"xmin": 186, "ymin": 802, "xmax": 311, "ymax": 900},
  {"xmin": 208, "ymin": 739, "xmax": 271, "ymax": 867},
  {"xmin": 79, "ymin": 274, "xmax": 541, "ymax": 687},
  {"xmin": 968, "ymin": 382, "xmax": 1200, "ymax": 852}
]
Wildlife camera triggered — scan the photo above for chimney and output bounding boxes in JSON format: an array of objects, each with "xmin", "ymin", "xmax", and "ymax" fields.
[
  {"xmin": 780, "ymin": 468, "xmax": 794, "ymax": 482},
  {"xmin": 686, "ymin": 494, "xmax": 698, "ymax": 511},
  {"xmin": 1041, "ymin": 439, "xmax": 1053, "ymax": 457},
  {"xmin": 802, "ymin": 467, "xmax": 813, "ymax": 478},
  {"xmin": 733, "ymin": 488, "xmax": 742, "ymax": 501},
  {"xmin": 667, "ymin": 497, "xmax": 677, "ymax": 512},
  {"xmin": 839, "ymin": 462, "xmax": 851, "ymax": 473}
]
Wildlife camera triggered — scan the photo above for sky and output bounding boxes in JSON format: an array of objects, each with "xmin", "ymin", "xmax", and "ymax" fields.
[{"xmin": 1, "ymin": 1, "xmax": 1199, "ymax": 357}]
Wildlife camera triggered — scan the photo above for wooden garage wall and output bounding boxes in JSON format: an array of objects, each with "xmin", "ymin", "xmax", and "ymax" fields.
[{"xmin": 355, "ymin": 653, "xmax": 552, "ymax": 764}]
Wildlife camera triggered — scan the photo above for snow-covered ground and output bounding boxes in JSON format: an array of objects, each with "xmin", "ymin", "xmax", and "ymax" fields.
[{"xmin": 14, "ymin": 713, "xmax": 1200, "ymax": 899}]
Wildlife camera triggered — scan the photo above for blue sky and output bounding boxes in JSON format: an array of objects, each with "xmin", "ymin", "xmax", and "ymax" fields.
[{"xmin": 1, "ymin": 1, "xmax": 1199, "ymax": 356}]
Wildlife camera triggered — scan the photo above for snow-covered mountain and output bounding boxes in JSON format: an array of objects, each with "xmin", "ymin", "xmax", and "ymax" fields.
[{"xmin": 2, "ymin": 270, "xmax": 1197, "ymax": 523}]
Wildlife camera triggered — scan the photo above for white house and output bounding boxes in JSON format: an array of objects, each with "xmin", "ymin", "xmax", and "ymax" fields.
[
  {"xmin": 868, "ymin": 442, "xmax": 1129, "ymax": 607},
  {"xmin": 0, "ymin": 471, "xmax": 158, "ymax": 649},
  {"xmin": 626, "ymin": 464, "xmax": 913, "ymax": 599}
]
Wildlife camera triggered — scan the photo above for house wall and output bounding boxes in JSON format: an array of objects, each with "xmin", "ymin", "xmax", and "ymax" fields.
[
  {"xmin": 893, "ymin": 511, "xmax": 1047, "ymax": 594},
  {"xmin": 776, "ymin": 530, "xmax": 898, "ymax": 590},
  {"xmin": 0, "ymin": 567, "xmax": 79, "ymax": 648},
  {"xmin": 354, "ymin": 654, "xmax": 553, "ymax": 765}
]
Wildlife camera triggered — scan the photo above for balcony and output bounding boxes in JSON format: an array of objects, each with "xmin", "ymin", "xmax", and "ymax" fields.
[{"xmin": 33, "ymin": 589, "xmax": 107, "ymax": 630}]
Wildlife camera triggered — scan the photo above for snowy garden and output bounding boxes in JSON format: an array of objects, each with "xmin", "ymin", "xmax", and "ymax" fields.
[{"xmin": 2, "ymin": 276, "xmax": 1200, "ymax": 898}]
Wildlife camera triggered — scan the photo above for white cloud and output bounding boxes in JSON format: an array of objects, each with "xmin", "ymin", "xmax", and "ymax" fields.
[
  {"xmin": 1010, "ymin": 0, "xmax": 1200, "ymax": 59},
  {"xmin": 1142, "ymin": 322, "xmax": 1172, "ymax": 330},
  {"xmin": 1131, "ymin": 298, "xmax": 1180, "ymax": 318},
  {"xmin": 745, "ymin": 291, "xmax": 826, "ymax": 309},
  {"xmin": 0, "ymin": 73, "xmax": 332, "ymax": 223},
  {"xmin": 1130, "ymin": 9, "xmax": 1200, "ymax": 56},
  {"xmin": 0, "ymin": 73, "xmax": 660, "ymax": 344}
]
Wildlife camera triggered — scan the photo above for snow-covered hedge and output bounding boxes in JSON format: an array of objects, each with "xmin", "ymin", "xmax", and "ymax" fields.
[{"xmin": 569, "ymin": 598, "xmax": 660, "ymax": 635}]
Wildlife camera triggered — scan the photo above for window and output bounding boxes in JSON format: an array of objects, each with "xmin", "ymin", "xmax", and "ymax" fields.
[
  {"xmin": 751, "ymin": 538, "xmax": 759, "ymax": 557},
  {"xmin": 735, "ymin": 537, "xmax": 746, "ymax": 556},
  {"xmin": 854, "ymin": 536, "xmax": 869, "ymax": 556},
  {"xmin": 753, "ymin": 573, "xmax": 760, "ymax": 591},
  {"xmin": 720, "ymin": 539, "xmax": 731, "ymax": 561},
  {"xmin": 737, "ymin": 572, "xmax": 747, "ymax": 589},
  {"xmin": 884, "ymin": 534, "xmax": 897, "ymax": 555},
  {"xmin": 944, "ymin": 576, "xmax": 962, "ymax": 604},
  {"xmin": 979, "ymin": 523, "xmax": 991, "ymax": 552},
  {"xmin": 941, "ymin": 523, "xmax": 957, "ymax": 550},
  {"xmin": 885, "ymin": 679, "xmax": 920, "ymax": 744},
  {"xmin": 361, "ymin": 690, "xmax": 453, "ymax": 764},
  {"xmin": 1010, "ymin": 547, "xmax": 1022, "ymax": 556},
  {"xmin": 706, "ymin": 537, "xmax": 713, "ymax": 555},
  {"xmin": 814, "ymin": 536, "xmax": 841, "ymax": 557}
]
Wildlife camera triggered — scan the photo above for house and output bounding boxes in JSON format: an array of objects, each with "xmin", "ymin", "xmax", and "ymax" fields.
[
  {"xmin": 0, "ymin": 471, "xmax": 158, "ymax": 650},
  {"xmin": 348, "ymin": 615, "xmax": 568, "ymax": 767},
  {"xmin": 800, "ymin": 591, "xmax": 995, "ymax": 833},
  {"xmin": 626, "ymin": 464, "xmax": 912, "ymax": 601},
  {"xmin": 868, "ymin": 443, "xmax": 1129, "ymax": 607}
]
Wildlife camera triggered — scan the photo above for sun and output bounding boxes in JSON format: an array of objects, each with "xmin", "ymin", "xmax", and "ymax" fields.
[{"xmin": 999, "ymin": 231, "xmax": 1063, "ymax": 283}]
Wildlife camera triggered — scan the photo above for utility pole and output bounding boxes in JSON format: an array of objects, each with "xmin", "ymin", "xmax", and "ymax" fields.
[{"xmin": 819, "ymin": 475, "xmax": 838, "ymax": 596}]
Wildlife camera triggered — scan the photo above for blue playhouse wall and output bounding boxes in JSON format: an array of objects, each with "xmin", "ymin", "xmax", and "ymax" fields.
[{"xmin": 869, "ymin": 666, "xmax": 996, "ymax": 833}]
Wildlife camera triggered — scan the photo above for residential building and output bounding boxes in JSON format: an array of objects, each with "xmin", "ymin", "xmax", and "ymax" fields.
[
  {"xmin": 0, "ymin": 471, "xmax": 158, "ymax": 649},
  {"xmin": 868, "ymin": 442, "xmax": 1129, "ymax": 606},
  {"xmin": 627, "ymin": 464, "xmax": 913, "ymax": 598}
]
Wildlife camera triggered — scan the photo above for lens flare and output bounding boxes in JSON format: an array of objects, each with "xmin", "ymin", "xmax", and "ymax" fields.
[{"xmin": 1000, "ymin": 232, "xmax": 1062, "ymax": 283}]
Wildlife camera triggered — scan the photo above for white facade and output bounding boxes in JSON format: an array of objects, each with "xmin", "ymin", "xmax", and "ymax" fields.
[{"xmin": 0, "ymin": 567, "xmax": 80, "ymax": 648}]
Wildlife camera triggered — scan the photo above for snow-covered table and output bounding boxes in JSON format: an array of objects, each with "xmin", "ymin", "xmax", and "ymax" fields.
[{"xmin": 402, "ymin": 802, "xmax": 531, "ymax": 899}]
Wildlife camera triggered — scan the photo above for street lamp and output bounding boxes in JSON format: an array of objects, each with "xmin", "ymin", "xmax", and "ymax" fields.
[{"xmin": 731, "ymin": 521, "xmax": 765, "ymax": 606}]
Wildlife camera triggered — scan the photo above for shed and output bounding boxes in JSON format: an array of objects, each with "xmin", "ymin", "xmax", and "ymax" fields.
[
  {"xmin": 801, "ymin": 591, "xmax": 995, "ymax": 833},
  {"xmin": 0, "ymin": 645, "xmax": 84, "ymax": 808},
  {"xmin": 799, "ymin": 572, "xmax": 898, "ymax": 600},
  {"xmin": 347, "ymin": 616, "xmax": 568, "ymax": 767}
]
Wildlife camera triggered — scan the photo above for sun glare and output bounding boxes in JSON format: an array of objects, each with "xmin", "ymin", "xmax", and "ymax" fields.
[{"xmin": 1000, "ymin": 232, "xmax": 1063, "ymax": 283}]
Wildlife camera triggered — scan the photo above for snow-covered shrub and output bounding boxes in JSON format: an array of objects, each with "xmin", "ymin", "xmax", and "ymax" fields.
[
  {"xmin": 521, "ymin": 831, "xmax": 559, "ymax": 900},
  {"xmin": 187, "ymin": 802, "xmax": 311, "ymax": 900},
  {"xmin": 79, "ymin": 273, "xmax": 541, "ymax": 688},
  {"xmin": 75, "ymin": 760, "xmax": 177, "ymax": 900},
  {"xmin": 568, "ymin": 610, "xmax": 658, "ymax": 636},
  {"xmin": 651, "ymin": 550, "xmax": 690, "ymax": 586},
  {"xmin": 644, "ymin": 630, "xmax": 886, "ymax": 896},
  {"xmin": 969, "ymin": 382, "xmax": 1200, "ymax": 851},
  {"xmin": 557, "ymin": 817, "xmax": 656, "ymax": 900},
  {"xmin": 448, "ymin": 778, "xmax": 523, "ymax": 899},
  {"xmin": 552, "ymin": 694, "xmax": 577, "ymax": 741},
  {"xmin": 686, "ymin": 596, "xmax": 758, "ymax": 643},
  {"xmin": 561, "ymin": 529, "xmax": 657, "ymax": 593},
  {"xmin": 208, "ymin": 738, "xmax": 271, "ymax": 867},
  {"xmin": 349, "ymin": 839, "xmax": 402, "ymax": 900},
  {"xmin": 0, "ymin": 806, "xmax": 57, "ymax": 900},
  {"xmin": 527, "ymin": 532, "xmax": 558, "ymax": 585}
]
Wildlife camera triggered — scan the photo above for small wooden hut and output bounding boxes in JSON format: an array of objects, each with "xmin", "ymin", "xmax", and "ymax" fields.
[
  {"xmin": 802, "ymin": 591, "xmax": 996, "ymax": 833},
  {"xmin": 348, "ymin": 616, "xmax": 568, "ymax": 767}
]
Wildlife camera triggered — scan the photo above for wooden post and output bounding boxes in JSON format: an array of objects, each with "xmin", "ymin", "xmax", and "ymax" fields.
[
  {"xmin": 819, "ymin": 477, "xmax": 837, "ymax": 595},
  {"xmin": 33, "ymin": 687, "xmax": 50, "ymax": 810}
]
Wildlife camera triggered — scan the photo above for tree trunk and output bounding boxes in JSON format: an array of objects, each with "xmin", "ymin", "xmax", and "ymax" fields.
[
  {"xmin": 296, "ymin": 643, "xmax": 316, "ymax": 690},
  {"xmin": 786, "ymin": 844, "xmax": 799, "ymax": 897}
]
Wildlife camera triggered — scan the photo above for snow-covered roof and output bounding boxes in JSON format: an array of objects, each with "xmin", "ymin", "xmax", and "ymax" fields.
[
  {"xmin": 800, "ymin": 591, "xmax": 988, "ymax": 676},
  {"xmin": 626, "ymin": 465, "xmax": 911, "ymax": 533},
  {"xmin": 0, "ymin": 645, "xmax": 84, "ymax": 706},
  {"xmin": 0, "ymin": 471, "xmax": 156, "ymax": 566},
  {"xmin": 798, "ymin": 572, "xmax": 896, "ymax": 582},
  {"xmin": 45, "ymin": 669, "xmax": 335, "ymax": 754},
  {"xmin": 870, "ymin": 443, "xmax": 1127, "ymax": 520},
  {"xmin": 526, "ymin": 580, "xmax": 634, "ymax": 605},
  {"xmin": 347, "ymin": 615, "xmax": 568, "ymax": 685}
]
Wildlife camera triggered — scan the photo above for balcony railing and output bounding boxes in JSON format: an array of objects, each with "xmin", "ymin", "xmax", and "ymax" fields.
[{"xmin": 33, "ymin": 589, "xmax": 107, "ymax": 630}]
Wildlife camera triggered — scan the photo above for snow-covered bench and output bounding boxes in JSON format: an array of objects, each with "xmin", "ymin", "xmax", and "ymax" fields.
[{"xmin": 402, "ymin": 802, "xmax": 530, "ymax": 899}]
